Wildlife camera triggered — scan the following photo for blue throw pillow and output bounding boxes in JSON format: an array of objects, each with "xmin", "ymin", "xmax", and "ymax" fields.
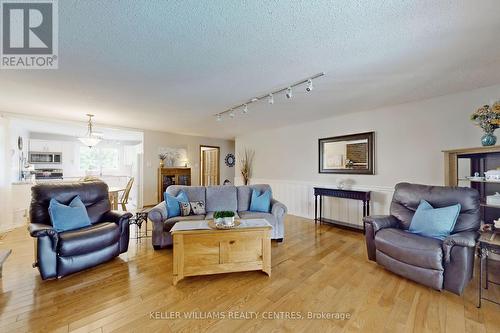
[
  {"xmin": 164, "ymin": 190, "xmax": 189, "ymax": 218},
  {"xmin": 409, "ymin": 200, "xmax": 461, "ymax": 240},
  {"xmin": 250, "ymin": 189, "xmax": 271, "ymax": 213},
  {"xmin": 48, "ymin": 196, "xmax": 92, "ymax": 232}
]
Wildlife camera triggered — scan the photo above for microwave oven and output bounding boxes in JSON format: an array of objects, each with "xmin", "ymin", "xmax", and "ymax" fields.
[{"xmin": 29, "ymin": 152, "xmax": 62, "ymax": 164}]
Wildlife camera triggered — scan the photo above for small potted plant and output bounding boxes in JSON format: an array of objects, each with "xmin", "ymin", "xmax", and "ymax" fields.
[{"xmin": 213, "ymin": 211, "xmax": 235, "ymax": 226}]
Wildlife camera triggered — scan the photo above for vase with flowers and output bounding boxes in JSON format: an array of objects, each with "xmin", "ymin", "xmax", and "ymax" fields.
[
  {"xmin": 158, "ymin": 153, "xmax": 167, "ymax": 168},
  {"xmin": 471, "ymin": 101, "xmax": 500, "ymax": 146}
]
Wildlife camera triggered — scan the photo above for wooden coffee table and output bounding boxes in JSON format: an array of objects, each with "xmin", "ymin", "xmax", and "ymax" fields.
[{"xmin": 170, "ymin": 219, "xmax": 272, "ymax": 285}]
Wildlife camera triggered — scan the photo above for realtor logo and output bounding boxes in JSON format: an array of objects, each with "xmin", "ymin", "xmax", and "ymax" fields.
[{"xmin": 1, "ymin": 0, "xmax": 58, "ymax": 69}]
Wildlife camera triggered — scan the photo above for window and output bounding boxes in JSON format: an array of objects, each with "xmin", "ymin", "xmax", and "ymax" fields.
[{"xmin": 79, "ymin": 146, "xmax": 119, "ymax": 171}]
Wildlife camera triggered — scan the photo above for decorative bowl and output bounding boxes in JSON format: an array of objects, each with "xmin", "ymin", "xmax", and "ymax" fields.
[{"xmin": 208, "ymin": 219, "xmax": 241, "ymax": 230}]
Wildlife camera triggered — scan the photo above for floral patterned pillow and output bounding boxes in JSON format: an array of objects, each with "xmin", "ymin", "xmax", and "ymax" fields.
[
  {"xmin": 190, "ymin": 201, "xmax": 206, "ymax": 215},
  {"xmin": 179, "ymin": 202, "xmax": 191, "ymax": 216}
]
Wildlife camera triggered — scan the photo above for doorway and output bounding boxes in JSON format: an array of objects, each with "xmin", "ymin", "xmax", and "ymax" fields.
[{"xmin": 200, "ymin": 145, "xmax": 220, "ymax": 186}]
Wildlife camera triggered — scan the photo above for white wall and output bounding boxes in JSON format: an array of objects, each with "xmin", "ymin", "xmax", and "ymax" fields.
[
  {"xmin": 143, "ymin": 130, "xmax": 235, "ymax": 206},
  {"xmin": 236, "ymin": 84, "xmax": 500, "ymax": 226},
  {"xmin": 0, "ymin": 116, "xmax": 13, "ymax": 232},
  {"xmin": 0, "ymin": 117, "xmax": 31, "ymax": 231}
]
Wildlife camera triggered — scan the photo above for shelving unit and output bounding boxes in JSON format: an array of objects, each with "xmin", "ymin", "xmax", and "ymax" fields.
[
  {"xmin": 444, "ymin": 146, "xmax": 500, "ymax": 224},
  {"xmin": 157, "ymin": 167, "xmax": 191, "ymax": 203}
]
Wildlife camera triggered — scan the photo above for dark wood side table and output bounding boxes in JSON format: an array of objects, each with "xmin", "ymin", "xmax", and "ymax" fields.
[
  {"xmin": 477, "ymin": 231, "xmax": 500, "ymax": 308},
  {"xmin": 129, "ymin": 209, "xmax": 151, "ymax": 242},
  {"xmin": 313, "ymin": 187, "xmax": 371, "ymax": 232}
]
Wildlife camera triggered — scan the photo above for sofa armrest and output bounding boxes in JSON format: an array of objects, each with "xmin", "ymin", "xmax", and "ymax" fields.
[
  {"xmin": 363, "ymin": 215, "xmax": 399, "ymax": 234},
  {"xmin": 28, "ymin": 223, "xmax": 59, "ymax": 251},
  {"xmin": 442, "ymin": 230, "xmax": 478, "ymax": 262},
  {"xmin": 271, "ymin": 198, "xmax": 287, "ymax": 218},
  {"xmin": 149, "ymin": 201, "xmax": 168, "ymax": 224}
]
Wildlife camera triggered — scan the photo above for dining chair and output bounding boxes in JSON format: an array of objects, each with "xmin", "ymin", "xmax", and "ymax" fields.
[{"xmin": 119, "ymin": 177, "xmax": 134, "ymax": 211}]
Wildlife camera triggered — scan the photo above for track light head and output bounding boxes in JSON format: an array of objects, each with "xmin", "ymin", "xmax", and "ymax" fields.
[
  {"xmin": 286, "ymin": 87, "xmax": 293, "ymax": 99},
  {"xmin": 306, "ymin": 79, "xmax": 313, "ymax": 92},
  {"xmin": 216, "ymin": 114, "xmax": 222, "ymax": 121},
  {"xmin": 242, "ymin": 104, "xmax": 248, "ymax": 114},
  {"xmin": 229, "ymin": 109, "xmax": 235, "ymax": 118},
  {"xmin": 268, "ymin": 93, "xmax": 274, "ymax": 104}
]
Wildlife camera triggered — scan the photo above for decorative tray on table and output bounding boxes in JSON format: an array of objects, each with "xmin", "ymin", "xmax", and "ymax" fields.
[{"xmin": 208, "ymin": 219, "xmax": 241, "ymax": 230}]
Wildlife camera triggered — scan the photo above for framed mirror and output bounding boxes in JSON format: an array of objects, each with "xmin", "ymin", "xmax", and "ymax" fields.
[{"xmin": 319, "ymin": 131, "xmax": 374, "ymax": 174}]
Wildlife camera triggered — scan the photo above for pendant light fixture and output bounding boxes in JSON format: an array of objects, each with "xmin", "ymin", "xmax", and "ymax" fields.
[{"xmin": 78, "ymin": 114, "xmax": 102, "ymax": 148}]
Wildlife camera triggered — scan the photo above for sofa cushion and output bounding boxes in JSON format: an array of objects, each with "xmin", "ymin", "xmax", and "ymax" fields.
[
  {"xmin": 205, "ymin": 211, "xmax": 240, "ymax": 219},
  {"xmin": 206, "ymin": 186, "xmax": 237, "ymax": 212},
  {"xmin": 375, "ymin": 228, "xmax": 443, "ymax": 270},
  {"xmin": 237, "ymin": 184, "xmax": 272, "ymax": 212},
  {"xmin": 238, "ymin": 211, "xmax": 277, "ymax": 227},
  {"xmin": 163, "ymin": 214, "xmax": 206, "ymax": 231},
  {"xmin": 237, "ymin": 186, "xmax": 252, "ymax": 212},
  {"xmin": 58, "ymin": 222, "xmax": 120, "ymax": 256},
  {"xmin": 166, "ymin": 185, "xmax": 206, "ymax": 203}
]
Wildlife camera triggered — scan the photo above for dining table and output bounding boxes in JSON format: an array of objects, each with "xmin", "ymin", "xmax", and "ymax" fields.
[{"xmin": 108, "ymin": 186, "xmax": 126, "ymax": 210}]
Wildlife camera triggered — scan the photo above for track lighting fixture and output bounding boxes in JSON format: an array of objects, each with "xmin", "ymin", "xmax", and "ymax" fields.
[
  {"xmin": 268, "ymin": 93, "xmax": 274, "ymax": 105},
  {"xmin": 214, "ymin": 72, "xmax": 325, "ymax": 121},
  {"xmin": 306, "ymin": 79, "xmax": 313, "ymax": 92}
]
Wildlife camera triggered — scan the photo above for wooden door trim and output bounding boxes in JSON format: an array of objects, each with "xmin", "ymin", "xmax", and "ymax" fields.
[{"xmin": 199, "ymin": 145, "xmax": 220, "ymax": 186}]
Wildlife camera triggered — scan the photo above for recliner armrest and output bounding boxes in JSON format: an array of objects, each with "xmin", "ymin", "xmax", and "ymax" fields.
[
  {"xmin": 28, "ymin": 223, "xmax": 56, "ymax": 238},
  {"xmin": 101, "ymin": 210, "xmax": 133, "ymax": 225},
  {"xmin": 442, "ymin": 230, "xmax": 478, "ymax": 262},
  {"xmin": 27, "ymin": 223, "xmax": 59, "ymax": 251},
  {"xmin": 271, "ymin": 198, "xmax": 287, "ymax": 217},
  {"xmin": 363, "ymin": 215, "xmax": 399, "ymax": 234}
]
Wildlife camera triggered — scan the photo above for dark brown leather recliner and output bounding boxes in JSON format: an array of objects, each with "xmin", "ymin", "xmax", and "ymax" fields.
[
  {"xmin": 28, "ymin": 181, "xmax": 132, "ymax": 280},
  {"xmin": 364, "ymin": 182, "xmax": 480, "ymax": 295}
]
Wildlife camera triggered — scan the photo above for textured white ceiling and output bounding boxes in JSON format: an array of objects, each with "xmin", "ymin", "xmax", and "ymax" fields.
[{"xmin": 1, "ymin": 0, "xmax": 500, "ymax": 139}]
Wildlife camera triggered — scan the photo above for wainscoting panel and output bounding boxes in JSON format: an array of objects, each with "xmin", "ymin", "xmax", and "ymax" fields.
[{"xmin": 250, "ymin": 178, "xmax": 395, "ymax": 227}]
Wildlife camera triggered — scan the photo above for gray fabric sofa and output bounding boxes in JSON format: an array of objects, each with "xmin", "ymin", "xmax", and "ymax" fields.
[
  {"xmin": 364, "ymin": 182, "xmax": 480, "ymax": 295},
  {"xmin": 149, "ymin": 184, "xmax": 287, "ymax": 249}
]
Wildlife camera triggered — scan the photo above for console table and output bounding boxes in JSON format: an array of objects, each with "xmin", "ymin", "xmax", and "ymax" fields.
[{"xmin": 313, "ymin": 187, "xmax": 371, "ymax": 232}]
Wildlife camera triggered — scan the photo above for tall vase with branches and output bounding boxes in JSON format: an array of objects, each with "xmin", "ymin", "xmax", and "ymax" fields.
[{"xmin": 238, "ymin": 149, "xmax": 254, "ymax": 185}]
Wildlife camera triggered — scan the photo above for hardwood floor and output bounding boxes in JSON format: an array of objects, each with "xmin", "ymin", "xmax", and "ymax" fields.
[{"xmin": 0, "ymin": 215, "xmax": 499, "ymax": 332}]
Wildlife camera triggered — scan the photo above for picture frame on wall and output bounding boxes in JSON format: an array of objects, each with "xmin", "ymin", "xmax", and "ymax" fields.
[{"xmin": 318, "ymin": 131, "xmax": 375, "ymax": 175}]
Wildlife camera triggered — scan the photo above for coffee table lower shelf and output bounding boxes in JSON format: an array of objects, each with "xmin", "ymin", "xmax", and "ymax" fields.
[{"xmin": 171, "ymin": 225, "xmax": 271, "ymax": 285}]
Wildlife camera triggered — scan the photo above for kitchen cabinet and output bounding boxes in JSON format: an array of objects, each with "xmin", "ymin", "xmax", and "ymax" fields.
[{"xmin": 29, "ymin": 139, "xmax": 63, "ymax": 152}]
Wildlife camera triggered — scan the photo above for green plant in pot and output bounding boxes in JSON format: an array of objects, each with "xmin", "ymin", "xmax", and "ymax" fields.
[
  {"xmin": 213, "ymin": 211, "xmax": 235, "ymax": 226},
  {"xmin": 471, "ymin": 101, "xmax": 500, "ymax": 146}
]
